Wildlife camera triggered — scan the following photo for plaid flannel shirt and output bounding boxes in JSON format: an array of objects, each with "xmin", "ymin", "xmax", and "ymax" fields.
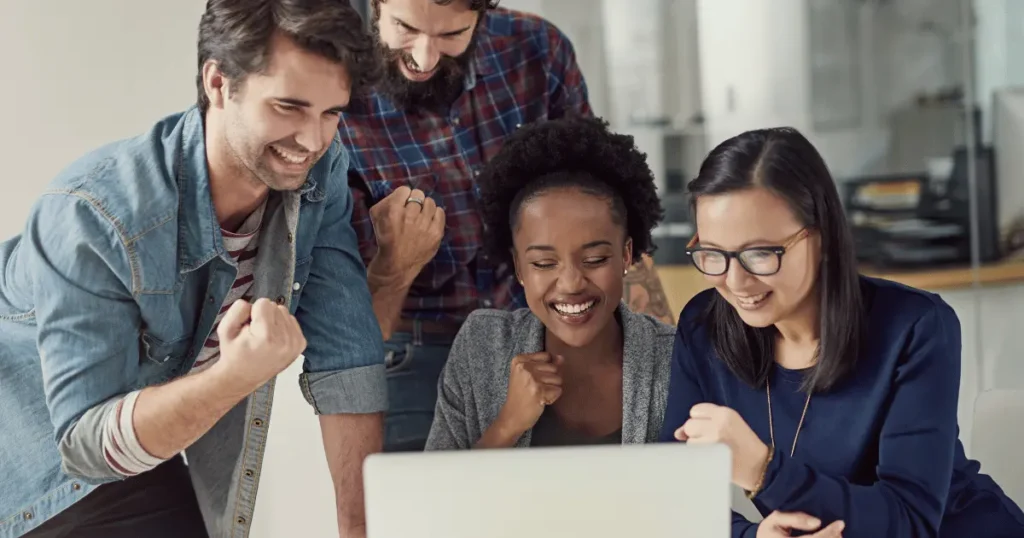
[{"xmin": 339, "ymin": 7, "xmax": 592, "ymax": 324}]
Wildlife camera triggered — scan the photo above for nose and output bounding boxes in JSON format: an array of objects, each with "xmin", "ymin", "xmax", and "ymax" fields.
[
  {"xmin": 294, "ymin": 117, "xmax": 326, "ymax": 155},
  {"xmin": 410, "ymin": 36, "xmax": 440, "ymax": 73},
  {"xmin": 556, "ymin": 264, "xmax": 586, "ymax": 294},
  {"xmin": 725, "ymin": 257, "xmax": 755, "ymax": 290}
]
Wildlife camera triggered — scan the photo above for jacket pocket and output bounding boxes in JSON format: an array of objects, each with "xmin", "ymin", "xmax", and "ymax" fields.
[{"xmin": 139, "ymin": 331, "xmax": 193, "ymax": 366}]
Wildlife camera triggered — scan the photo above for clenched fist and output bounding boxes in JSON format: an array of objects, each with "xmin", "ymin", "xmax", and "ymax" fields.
[
  {"xmin": 369, "ymin": 185, "xmax": 445, "ymax": 283},
  {"xmin": 757, "ymin": 511, "xmax": 845, "ymax": 538},
  {"xmin": 495, "ymin": 353, "xmax": 565, "ymax": 437},
  {"xmin": 213, "ymin": 298, "xmax": 307, "ymax": 394}
]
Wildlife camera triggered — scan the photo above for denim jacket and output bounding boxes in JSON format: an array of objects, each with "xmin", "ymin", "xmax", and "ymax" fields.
[{"xmin": 0, "ymin": 106, "xmax": 386, "ymax": 537}]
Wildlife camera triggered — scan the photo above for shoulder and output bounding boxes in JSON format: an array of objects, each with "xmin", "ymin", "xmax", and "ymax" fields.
[
  {"xmin": 860, "ymin": 275, "xmax": 961, "ymax": 349},
  {"xmin": 622, "ymin": 307, "xmax": 676, "ymax": 349},
  {"xmin": 313, "ymin": 132, "xmax": 351, "ymax": 201},
  {"xmin": 678, "ymin": 288, "xmax": 717, "ymax": 337},
  {"xmin": 480, "ymin": 8, "xmax": 576, "ymax": 61},
  {"xmin": 40, "ymin": 109, "xmax": 188, "ymax": 240},
  {"xmin": 454, "ymin": 308, "xmax": 533, "ymax": 351}
]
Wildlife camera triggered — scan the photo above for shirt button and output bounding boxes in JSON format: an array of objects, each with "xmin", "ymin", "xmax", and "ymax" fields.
[
  {"xmin": 287, "ymin": 233, "xmax": 294, "ymax": 244},
  {"xmin": 515, "ymin": 123, "xmax": 522, "ymax": 129},
  {"xmin": 23, "ymin": 512, "xmax": 32, "ymax": 521},
  {"xmin": 237, "ymin": 516, "xmax": 247, "ymax": 525},
  {"xmin": 275, "ymin": 296, "xmax": 286, "ymax": 305},
  {"xmin": 473, "ymin": 169, "xmax": 480, "ymax": 176},
  {"xmin": 452, "ymin": 117, "xmax": 460, "ymax": 126},
  {"xmin": 72, "ymin": 482, "xmax": 81, "ymax": 491},
  {"xmin": 244, "ymin": 469, "xmax": 255, "ymax": 478},
  {"xmin": 252, "ymin": 418, "xmax": 264, "ymax": 428},
  {"xmin": 292, "ymin": 282, "xmax": 301, "ymax": 291},
  {"xmin": 482, "ymin": 299, "xmax": 493, "ymax": 307}
]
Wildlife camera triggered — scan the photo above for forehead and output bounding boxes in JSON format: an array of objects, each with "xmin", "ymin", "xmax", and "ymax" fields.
[
  {"xmin": 694, "ymin": 187, "xmax": 801, "ymax": 248},
  {"xmin": 379, "ymin": 0, "xmax": 478, "ymax": 33},
  {"xmin": 514, "ymin": 189, "xmax": 622, "ymax": 247},
  {"xmin": 244, "ymin": 32, "xmax": 352, "ymax": 107}
]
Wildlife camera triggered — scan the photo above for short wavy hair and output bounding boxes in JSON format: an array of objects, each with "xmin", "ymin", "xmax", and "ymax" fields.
[{"xmin": 477, "ymin": 116, "xmax": 664, "ymax": 267}]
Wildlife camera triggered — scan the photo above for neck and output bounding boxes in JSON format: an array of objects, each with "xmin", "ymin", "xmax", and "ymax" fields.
[
  {"xmin": 204, "ymin": 113, "xmax": 269, "ymax": 232},
  {"xmin": 544, "ymin": 311, "xmax": 624, "ymax": 376},
  {"xmin": 773, "ymin": 289, "xmax": 820, "ymax": 369}
]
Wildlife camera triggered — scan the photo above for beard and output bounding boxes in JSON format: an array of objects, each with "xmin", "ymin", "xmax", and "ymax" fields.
[{"xmin": 374, "ymin": 33, "xmax": 478, "ymax": 113}]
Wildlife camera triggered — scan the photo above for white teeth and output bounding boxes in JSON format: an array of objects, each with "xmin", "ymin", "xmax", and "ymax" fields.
[
  {"xmin": 270, "ymin": 144, "xmax": 308, "ymax": 165},
  {"xmin": 735, "ymin": 292, "xmax": 769, "ymax": 306},
  {"xmin": 554, "ymin": 300, "xmax": 596, "ymax": 315}
]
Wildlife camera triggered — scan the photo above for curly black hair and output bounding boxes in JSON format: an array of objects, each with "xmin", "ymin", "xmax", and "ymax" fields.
[{"xmin": 477, "ymin": 116, "xmax": 664, "ymax": 268}]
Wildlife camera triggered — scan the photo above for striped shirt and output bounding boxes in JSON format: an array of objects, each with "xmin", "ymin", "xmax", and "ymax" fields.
[{"xmin": 101, "ymin": 203, "xmax": 264, "ymax": 476}]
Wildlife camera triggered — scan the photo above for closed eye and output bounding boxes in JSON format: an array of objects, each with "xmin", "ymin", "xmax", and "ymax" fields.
[
  {"xmin": 531, "ymin": 262, "xmax": 556, "ymax": 269},
  {"xmin": 584, "ymin": 257, "xmax": 610, "ymax": 266}
]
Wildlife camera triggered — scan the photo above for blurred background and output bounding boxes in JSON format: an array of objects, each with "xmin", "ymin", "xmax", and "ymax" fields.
[{"xmin": 2, "ymin": 0, "xmax": 1022, "ymax": 535}]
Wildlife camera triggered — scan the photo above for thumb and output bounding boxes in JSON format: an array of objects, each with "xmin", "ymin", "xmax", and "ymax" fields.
[
  {"xmin": 770, "ymin": 511, "xmax": 821, "ymax": 531},
  {"xmin": 218, "ymin": 299, "xmax": 252, "ymax": 342},
  {"xmin": 552, "ymin": 354, "xmax": 565, "ymax": 367}
]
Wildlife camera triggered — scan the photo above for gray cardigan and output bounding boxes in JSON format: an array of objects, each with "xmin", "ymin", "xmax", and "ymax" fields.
[{"xmin": 424, "ymin": 304, "xmax": 676, "ymax": 450}]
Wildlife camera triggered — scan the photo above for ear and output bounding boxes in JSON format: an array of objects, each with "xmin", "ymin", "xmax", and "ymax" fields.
[
  {"xmin": 202, "ymin": 60, "xmax": 228, "ymax": 109},
  {"xmin": 623, "ymin": 237, "xmax": 634, "ymax": 269}
]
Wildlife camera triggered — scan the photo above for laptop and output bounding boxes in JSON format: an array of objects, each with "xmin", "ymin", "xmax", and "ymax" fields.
[{"xmin": 363, "ymin": 443, "xmax": 732, "ymax": 538}]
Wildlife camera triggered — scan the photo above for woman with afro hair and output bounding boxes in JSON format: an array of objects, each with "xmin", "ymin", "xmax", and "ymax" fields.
[{"xmin": 424, "ymin": 116, "xmax": 675, "ymax": 450}]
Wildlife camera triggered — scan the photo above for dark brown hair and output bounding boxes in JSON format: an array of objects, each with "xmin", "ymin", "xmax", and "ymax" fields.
[
  {"xmin": 687, "ymin": 127, "xmax": 864, "ymax": 393},
  {"xmin": 196, "ymin": 0, "xmax": 383, "ymax": 112},
  {"xmin": 372, "ymin": 0, "xmax": 500, "ymax": 16}
]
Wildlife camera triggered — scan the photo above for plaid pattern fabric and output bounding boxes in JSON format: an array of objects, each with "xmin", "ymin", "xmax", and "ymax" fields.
[{"xmin": 340, "ymin": 8, "xmax": 592, "ymax": 323}]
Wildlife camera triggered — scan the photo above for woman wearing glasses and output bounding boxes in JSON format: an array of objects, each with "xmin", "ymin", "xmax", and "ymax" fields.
[{"xmin": 660, "ymin": 127, "xmax": 1023, "ymax": 538}]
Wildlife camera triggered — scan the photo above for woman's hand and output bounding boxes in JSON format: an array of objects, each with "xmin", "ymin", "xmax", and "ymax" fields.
[
  {"xmin": 477, "ymin": 353, "xmax": 564, "ymax": 448},
  {"xmin": 675, "ymin": 403, "xmax": 771, "ymax": 491},
  {"xmin": 756, "ymin": 511, "xmax": 845, "ymax": 537}
]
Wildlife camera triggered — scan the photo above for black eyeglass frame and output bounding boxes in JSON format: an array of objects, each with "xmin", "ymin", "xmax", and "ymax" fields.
[{"xmin": 684, "ymin": 228, "xmax": 809, "ymax": 277}]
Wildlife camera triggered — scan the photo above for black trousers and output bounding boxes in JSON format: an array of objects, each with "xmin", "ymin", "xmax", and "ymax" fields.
[{"xmin": 24, "ymin": 456, "xmax": 208, "ymax": 538}]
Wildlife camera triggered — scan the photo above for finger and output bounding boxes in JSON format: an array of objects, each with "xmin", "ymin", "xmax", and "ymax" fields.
[
  {"xmin": 541, "ymin": 385, "xmax": 562, "ymax": 405},
  {"xmin": 430, "ymin": 206, "xmax": 446, "ymax": 236},
  {"xmin": 811, "ymin": 521, "xmax": 845, "ymax": 537},
  {"xmin": 680, "ymin": 418, "xmax": 709, "ymax": 442},
  {"xmin": 518, "ymin": 352, "xmax": 553, "ymax": 363},
  {"xmin": 416, "ymin": 196, "xmax": 437, "ymax": 227},
  {"xmin": 535, "ymin": 374, "xmax": 563, "ymax": 386},
  {"xmin": 528, "ymin": 363, "xmax": 560, "ymax": 374},
  {"xmin": 770, "ymin": 511, "xmax": 822, "ymax": 531},
  {"xmin": 673, "ymin": 426, "xmax": 688, "ymax": 441},
  {"xmin": 689, "ymin": 402, "xmax": 723, "ymax": 419},
  {"xmin": 389, "ymin": 185, "xmax": 412, "ymax": 203},
  {"xmin": 217, "ymin": 299, "xmax": 252, "ymax": 341},
  {"xmin": 403, "ymin": 189, "xmax": 426, "ymax": 218},
  {"xmin": 551, "ymin": 354, "xmax": 565, "ymax": 367}
]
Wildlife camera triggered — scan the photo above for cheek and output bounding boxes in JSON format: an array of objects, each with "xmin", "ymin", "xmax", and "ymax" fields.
[{"xmin": 439, "ymin": 36, "xmax": 472, "ymax": 57}]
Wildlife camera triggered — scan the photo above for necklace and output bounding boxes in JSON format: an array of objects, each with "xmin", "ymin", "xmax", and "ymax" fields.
[{"xmin": 766, "ymin": 380, "xmax": 812, "ymax": 457}]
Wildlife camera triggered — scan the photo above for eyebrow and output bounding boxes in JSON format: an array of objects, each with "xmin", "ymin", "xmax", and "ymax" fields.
[
  {"xmin": 274, "ymin": 97, "xmax": 347, "ymax": 115},
  {"xmin": 525, "ymin": 240, "xmax": 613, "ymax": 253},
  {"xmin": 393, "ymin": 16, "xmax": 472, "ymax": 37},
  {"xmin": 699, "ymin": 238, "xmax": 777, "ymax": 250}
]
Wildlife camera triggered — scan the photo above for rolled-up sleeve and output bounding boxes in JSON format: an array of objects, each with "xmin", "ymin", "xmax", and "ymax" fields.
[
  {"xmin": 28, "ymin": 193, "xmax": 141, "ymax": 482},
  {"xmin": 296, "ymin": 145, "xmax": 387, "ymax": 415}
]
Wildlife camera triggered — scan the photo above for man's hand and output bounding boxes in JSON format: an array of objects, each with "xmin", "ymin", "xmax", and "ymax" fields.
[
  {"xmin": 368, "ymin": 185, "xmax": 445, "ymax": 285},
  {"xmin": 212, "ymin": 298, "xmax": 307, "ymax": 395},
  {"xmin": 675, "ymin": 403, "xmax": 771, "ymax": 491},
  {"xmin": 757, "ymin": 511, "xmax": 845, "ymax": 537}
]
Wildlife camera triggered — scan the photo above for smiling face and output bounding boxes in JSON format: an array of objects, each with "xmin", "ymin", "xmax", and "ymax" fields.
[
  {"xmin": 512, "ymin": 188, "xmax": 632, "ymax": 348},
  {"xmin": 204, "ymin": 31, "xmax": 351, "ymax": 193},
  {"xmin": 373, "ymin": 0, "xmax": 479, "ymax": 110},
  {"xmin": 693, "ymin": 186, "xmax": 821, "ymax": 329}
]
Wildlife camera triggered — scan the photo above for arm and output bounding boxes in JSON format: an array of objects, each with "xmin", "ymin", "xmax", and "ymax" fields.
[
  {"xmin": 298, "ymin": 148, "xmax": 388, "ymax": 537},
  {"xmin": 28, "ymin": 194, "xmax": 248, "ymax": 480},
  {"xmin": 623, "ymin": 255, "xmax": 676, "ymax": 325},
  {"xmin": 660, "ymin": 327, "xmax": 760, "ymax": 537},
  {"xmin": 750, "ymin": 305, "xmax": 962, "ymax": 538},
  {"xmin": 544, "ymin": 22, "xmax": 593, "ymax": 119},
  {"xmin": 424, "ymin": 328, "xmax": 474, "ymax": 450},
  {"xmin": 347, "ymin": 179, "xmax": 407, "ymax": 341}
]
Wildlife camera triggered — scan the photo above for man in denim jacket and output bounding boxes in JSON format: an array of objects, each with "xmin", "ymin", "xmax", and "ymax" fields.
[{"xmin": 0, "ymin": 1, "xmax": 386, "ymax": 537}]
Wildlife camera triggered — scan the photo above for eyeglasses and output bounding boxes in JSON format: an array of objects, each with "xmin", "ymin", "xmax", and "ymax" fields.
[{"xmin": 685, "ymin": 228, "xmax": 809, "ymax": 276}]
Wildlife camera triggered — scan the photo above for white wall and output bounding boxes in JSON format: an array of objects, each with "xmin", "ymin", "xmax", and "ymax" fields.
[{"xmin": 2, "ymin": 2, "xmax": 338, "ymax": 536}]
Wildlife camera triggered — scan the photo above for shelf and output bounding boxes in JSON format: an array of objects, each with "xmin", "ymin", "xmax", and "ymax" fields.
[{"xmin": 657, "ymin": 259, "xmax": 1024, "ymax": 314}]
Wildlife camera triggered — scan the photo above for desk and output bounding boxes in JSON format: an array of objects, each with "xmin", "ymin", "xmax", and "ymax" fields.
[{"xmin": 657, "ymin": 259, "xmax": 1024, "ymax": 315}]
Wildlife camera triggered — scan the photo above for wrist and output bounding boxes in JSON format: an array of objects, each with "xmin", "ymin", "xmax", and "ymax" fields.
[
  {"xmin": 480, "ymin": 415, "xmax": 526, "ymax": 448},
  {"xmin": 206, "ymin": 358, "xmax": 259, "ymax": 400},
  {"xmin": 367, "ymin": 255, "xmax": 417, "ymax": 289},
  {"xmin": 740, "ymin": 442, "xmax": 773, "ymax": 495}
]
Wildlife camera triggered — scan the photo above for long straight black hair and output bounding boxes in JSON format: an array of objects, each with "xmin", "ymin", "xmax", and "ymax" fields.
[{"xmin": 687, "ymin": 127, "xmax": 863, "ymax": 393}]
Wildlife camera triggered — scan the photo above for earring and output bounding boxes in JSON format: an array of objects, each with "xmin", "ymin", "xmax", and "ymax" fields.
[{"xmin": 623, "ymin": 269, "xmax": 628, "ymax": 276}]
